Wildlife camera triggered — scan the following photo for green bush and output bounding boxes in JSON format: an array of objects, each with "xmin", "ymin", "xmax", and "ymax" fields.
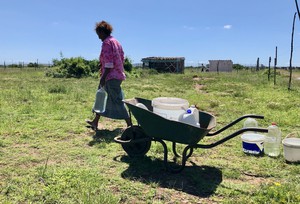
[
  {"xmin": 88, "ymin": 59, "xmax": 99, "ymax": 73},
  {"xmin": 46, "ymin": 56, "xmax": 132, "ymax": 78},
  {"xmin": 233, "ymin": 64, "xmax": 244, "ymax": 71},
  {"xmin": 124, "ymin": 57, "xmax": 133, "ymax": 72},
  {"xmin": 46, "ymin": 57, "xmax": 92, "ymax": 78}
]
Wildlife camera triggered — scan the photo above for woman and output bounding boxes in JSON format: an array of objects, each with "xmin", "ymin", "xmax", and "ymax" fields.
[{"xmin": 86, "ymin": 20, "xmax": 132, "ymax": 131}]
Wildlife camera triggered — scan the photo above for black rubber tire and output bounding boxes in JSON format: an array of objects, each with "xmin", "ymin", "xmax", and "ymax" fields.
[{"xmin": 121, "ymin": 126, "xmax": 151, "ymax": 157}]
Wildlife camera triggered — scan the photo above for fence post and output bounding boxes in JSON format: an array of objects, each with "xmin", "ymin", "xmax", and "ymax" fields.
[
  {"xmin": 268, "ymin": 57, "xmax": 271, "ymax": 81},
  {"xmin": 274, "ymin": 46, "xmax": 277, "ymax": 85},
  {"xmin": 288, "ymin": 12, "xmax": 297, "ymax": 90}
]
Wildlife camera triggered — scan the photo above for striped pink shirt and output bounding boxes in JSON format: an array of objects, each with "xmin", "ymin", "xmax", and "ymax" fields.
[{"xmin": 100, "ymin": 36, "xmax": 126, "ymax": 81}]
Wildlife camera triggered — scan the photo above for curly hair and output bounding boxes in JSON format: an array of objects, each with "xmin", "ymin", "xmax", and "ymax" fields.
[{"xmin": 95, "ymin": 21, "xmax": 113, "ymax": 36}]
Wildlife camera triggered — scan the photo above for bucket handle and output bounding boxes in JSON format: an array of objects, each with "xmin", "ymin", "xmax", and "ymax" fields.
[{"xmin": 285, "ymin": 132, "xmax": 300, "ymax": 139}]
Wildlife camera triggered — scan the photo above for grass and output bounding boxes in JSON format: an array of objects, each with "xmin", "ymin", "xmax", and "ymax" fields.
[{"xmin": 0, "ymin": 67, "xmax": 300, "ymax": 203}]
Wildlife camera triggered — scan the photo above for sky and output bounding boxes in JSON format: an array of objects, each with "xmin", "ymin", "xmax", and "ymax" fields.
[{"xmin": 1, "ymin": 0, "xmax": 300, "ymax": 67}]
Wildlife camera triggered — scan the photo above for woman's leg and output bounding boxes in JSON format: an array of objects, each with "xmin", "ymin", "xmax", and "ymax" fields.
[
  {"xmin": 125, "ymin": 117, "xmax": 132, "ymax": 127},
  {"xmin": 86, "ymin": 114, "xmax": 100, "ymax": 130}
]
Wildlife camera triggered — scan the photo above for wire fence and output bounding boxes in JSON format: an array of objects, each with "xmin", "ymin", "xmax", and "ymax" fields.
[{"xmin": 0, "ymin": 61, "xmax": 53, "ymax": 68}]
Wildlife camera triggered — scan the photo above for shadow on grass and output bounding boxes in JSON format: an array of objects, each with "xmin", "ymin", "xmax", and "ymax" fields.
[
  {"xmin": 88, "ymin": 128, "xmax": 123, "ymax": 146},
  {"xmin": 115, "ymin": 155, "xmax": 222, "ymax": 198}
]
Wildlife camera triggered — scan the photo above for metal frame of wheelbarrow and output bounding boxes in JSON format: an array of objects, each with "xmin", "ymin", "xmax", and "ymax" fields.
[{"xmin": 114, "ymin": 98, "xmax": 268, "ymax": 173}]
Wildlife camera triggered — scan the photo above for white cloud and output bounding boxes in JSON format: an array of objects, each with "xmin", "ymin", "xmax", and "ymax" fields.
[
  {"xmin": 51, "ymin": 22, "xmax": 60, "ymax": 26},
  {"xmin": 183, "ymin": 25, "xmax": 195, "ymax": 30},
  {"xmin": 223, "ymin": 25, "xmax": 232, "ymax": 29}
]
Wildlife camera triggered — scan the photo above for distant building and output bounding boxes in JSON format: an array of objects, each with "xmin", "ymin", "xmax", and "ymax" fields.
[
  {"xmin": 208, "ymin": 60, "xmax": 233, "ymax": 72},
  {"xmin": 141, "ymin": 57, "xmax": 185, "ymax": 73}
]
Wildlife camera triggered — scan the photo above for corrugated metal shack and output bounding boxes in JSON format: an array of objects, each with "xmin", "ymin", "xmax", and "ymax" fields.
[{"xmin": 141, "ymin": 57, "xmax": 185, "ymax": 73}]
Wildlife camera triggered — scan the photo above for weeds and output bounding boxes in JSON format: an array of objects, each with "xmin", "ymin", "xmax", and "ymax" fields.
[{"xmin": 0, "ymin": 68, "xmax": 299, "ymax": 203}]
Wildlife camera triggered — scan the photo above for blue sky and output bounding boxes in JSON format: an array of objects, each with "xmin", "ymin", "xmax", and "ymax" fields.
[{"xmin": 1, "ymin": 0, "xmax": 300, "ymax": 66}]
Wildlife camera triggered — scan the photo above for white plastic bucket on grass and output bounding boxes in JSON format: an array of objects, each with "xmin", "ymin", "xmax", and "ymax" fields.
[
  {"xmin": 152, "ymin": 97, "xmax": 189, "ymax": 121},
  {"xmin": 241, "ymin": 133, "xmax": 265, "ymax": 155},
  {"xmin": 282, "ymin": 132, "xmax": 300, "ymax": 163}
]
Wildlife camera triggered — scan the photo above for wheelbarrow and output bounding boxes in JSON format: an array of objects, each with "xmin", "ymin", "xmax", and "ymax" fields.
[{"xmin": 114, "ymin": 98, "xmax": 268, "ymax": 173}]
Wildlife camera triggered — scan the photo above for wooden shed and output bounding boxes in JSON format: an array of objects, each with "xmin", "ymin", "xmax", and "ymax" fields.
[
  {"xmin": 141, "ymin": 57, "xmax": 185, "ymax": 73},
  {"xmin": 208, "ymin": 60, "xmax": 233, "ymax": 72}
]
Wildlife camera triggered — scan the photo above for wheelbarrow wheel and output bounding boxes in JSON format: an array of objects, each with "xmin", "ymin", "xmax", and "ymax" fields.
[{"xmin": 121, "ymin": 126, "xmax": 151, "ymax": 157}]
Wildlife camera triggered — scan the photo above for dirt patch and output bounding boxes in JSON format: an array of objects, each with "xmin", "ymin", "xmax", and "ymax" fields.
[
  {"xmin": 241, "ymin": 174, "xmax": 268, "ymax": 185},
  {"xmin": 195, "ymin": 84, "xmax": 206, "ymax": 93}
]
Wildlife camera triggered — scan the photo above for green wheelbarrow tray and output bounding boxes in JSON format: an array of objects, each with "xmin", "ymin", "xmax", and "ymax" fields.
[
  {"xmin": 114, "ymin": 97, "xmax": 268, "ymax": 173},
  {"xmin": 123, "ymin": 98, "xmax": 216, "ymax": 145}
]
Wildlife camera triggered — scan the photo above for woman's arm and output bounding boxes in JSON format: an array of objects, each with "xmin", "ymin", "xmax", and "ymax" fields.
[{"xmin": 99, "ymin": 68, "xmax": 111, "ymax": 88}]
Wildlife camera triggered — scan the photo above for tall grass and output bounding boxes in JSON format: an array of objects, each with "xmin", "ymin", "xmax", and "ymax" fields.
[{"xmin": 0, "ymin": 67, "xmax": 299, "ymax": 203}]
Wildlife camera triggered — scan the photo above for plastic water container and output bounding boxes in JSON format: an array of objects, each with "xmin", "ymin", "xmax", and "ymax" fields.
[
  {"xmin": 178, "ymin": 109, "xmax": 200, "ymax": 127},
  {"xmin": 241, "ymin": 133, "xmax": 265, "ymax": 155},
  {"xmin": 152, "ymin": 97, "xmax": 189, "ymax": 121},
  {"xmin": 93, "ymin": 87, "xmax": 108, "ymax": 113},
  {"xmin": 243, "ymin": 118, "xmax": 258, "ymax": 131},
  {"xmin": 188, "ymin": 105, "xmax": 199, "ymax": 124},
  {"xmin": 264, "ymin": 122, "xmax": 282, "ymax": 157}
]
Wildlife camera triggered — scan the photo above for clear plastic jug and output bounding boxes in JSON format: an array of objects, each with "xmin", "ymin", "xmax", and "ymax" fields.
[
  {"xmin": 243, "ymin": 118, "xmax": 258, "ymax": 133},
  {"xmin": 93, "ymin": 87, "xmax": 107, "ymax": 113},
  {"xmin": 264, "ymin": 122, "xmax": 282, "ymax": 157}
]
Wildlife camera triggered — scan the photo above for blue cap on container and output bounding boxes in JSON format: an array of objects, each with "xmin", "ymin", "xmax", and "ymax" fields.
[{"xmin": 187, "ymin": 109, "xmax": 192, "ymax": 114}]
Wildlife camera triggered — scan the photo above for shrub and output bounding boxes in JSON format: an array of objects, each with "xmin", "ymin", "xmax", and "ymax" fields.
[
  {"xmin": 46, "ymin": 57, "xmax": 92, "ymax": 78},
  {"xmin": 28, "ymin": 62, "xmax": 38, "ymax": 67},
  {"xmin": 46, "ymin": 56, "xmax": 132, "ymax": 78},
  {"xmin": 88, "ymin": 59, "xmax": 99, "ymax": 73},
  {"xmin": 48, "ymin": 85, "xmax": 67, "ymax": 94},
  {"xmin": 124, "ymin": 57, "xmax": 133, "ymax": 72},
  {"xmin": 233, "ymin": 64, "xmax": 244, "ymax": 71}
]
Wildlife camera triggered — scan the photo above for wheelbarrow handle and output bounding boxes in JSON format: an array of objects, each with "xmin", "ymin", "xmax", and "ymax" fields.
[
  {"xmin": 195, "ymin": 127, "xmax": 268, "ymax": 149},
  {"xmin": 207, "ymin": 114, "xmax": 265, "ymax": 136}
]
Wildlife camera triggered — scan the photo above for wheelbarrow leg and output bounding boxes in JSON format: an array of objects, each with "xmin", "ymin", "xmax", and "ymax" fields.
[
  {"xmin": 172, "ymin": 142, "xmax": 194, "ymax": 159},
  {"xmin": 154, "ymin": 138, "xmax": 193, "ymax": 173},
  {"xmin": 172, "ymin": 142, "xmax": 180, "ymax": 157}
]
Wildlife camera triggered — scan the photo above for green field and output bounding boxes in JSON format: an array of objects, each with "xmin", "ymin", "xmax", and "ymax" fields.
[{"xmin": 0, "ymin": 68, "xmax": 300, "ymax": 203}]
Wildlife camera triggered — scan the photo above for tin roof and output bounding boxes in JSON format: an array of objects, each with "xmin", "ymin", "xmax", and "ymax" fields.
[{"xmin": 141, "ymin": 57, "xmax": 185, "ymax": 62}]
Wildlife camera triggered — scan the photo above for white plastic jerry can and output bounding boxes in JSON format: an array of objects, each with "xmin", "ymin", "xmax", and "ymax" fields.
[{"xmin": 93, "ymin": 87, "xmax": 108, "ymax": 113}]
